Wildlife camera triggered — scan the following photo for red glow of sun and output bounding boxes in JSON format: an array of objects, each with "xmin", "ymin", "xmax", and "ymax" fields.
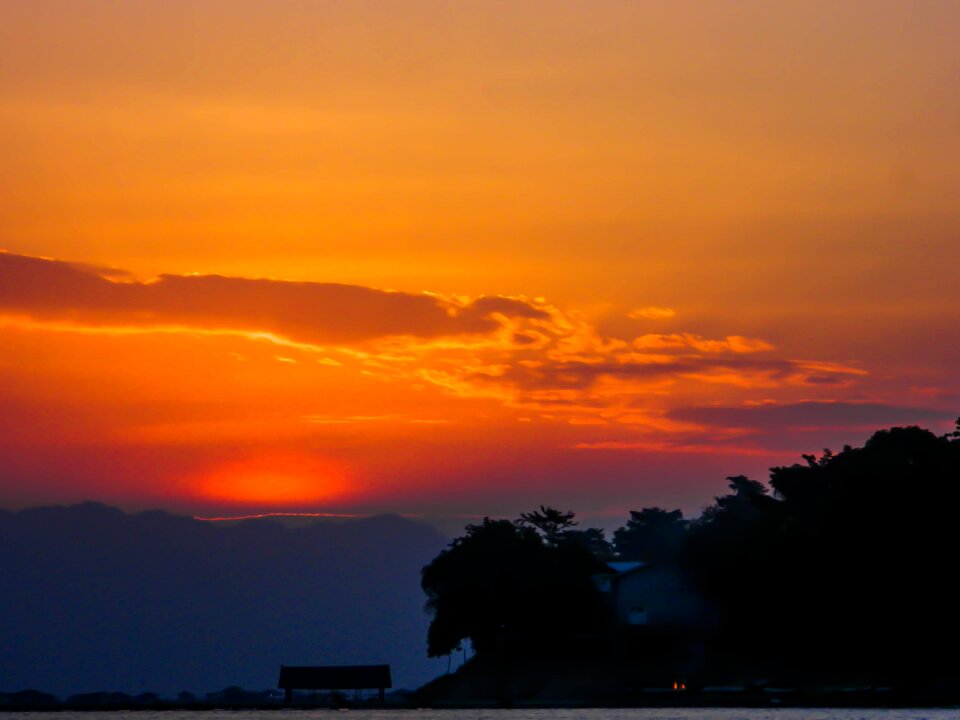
[{"xmin": 189, "ymin": 455, "xmax": 349, "ymax": 506}]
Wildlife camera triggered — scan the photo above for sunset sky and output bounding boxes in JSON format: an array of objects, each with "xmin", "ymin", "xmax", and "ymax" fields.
[{"xmin": 2, "ymin": 1, "xmax": 958, "ymax": 522}]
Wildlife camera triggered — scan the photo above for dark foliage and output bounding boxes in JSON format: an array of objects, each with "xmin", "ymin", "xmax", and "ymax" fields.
[
  {"xmin": 422, "ymin": 420, "xmax": 960, "ymax": 689},
  {"xmin": 557, "ymin": 527, "xmax": 614, "ymax": 561},
  {"xmin": 516, "ymin": 505, "xmax": 578, "ymax": 546},
  {"xmin": 688, "ymin": 423, "xmax": 960, "ymax": 683},
  {"xmin": 613, "ymin": 507, "xmax": 687, "ymax": 562},
  {"xmin": 421, "ymin": 514, "xmax": 609, "ymax": 657}
]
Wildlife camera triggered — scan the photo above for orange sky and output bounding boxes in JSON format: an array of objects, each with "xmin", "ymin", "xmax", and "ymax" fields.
[{"xmin": 1, "ymin": 1, "xmax": 958, "ymax": 520}]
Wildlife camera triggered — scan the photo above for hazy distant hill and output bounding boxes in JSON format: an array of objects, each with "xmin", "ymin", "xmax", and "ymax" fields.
[{"xmin": 0, "ymin": 502, "xmax": 448, "ymax": 696}]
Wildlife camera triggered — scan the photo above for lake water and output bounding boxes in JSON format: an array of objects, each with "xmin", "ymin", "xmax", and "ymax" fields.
[{"xmin": 2, "ymin": 710, "xmax": 957, "ymax": 720}]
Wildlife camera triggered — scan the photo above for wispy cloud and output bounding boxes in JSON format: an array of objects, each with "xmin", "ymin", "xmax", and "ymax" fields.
[
  {"xmin": 303, "ymin": 414, "xmax": 451, "ymax": 425},
  {"xmin": 627, "ymin": 307, "xmax": 676, "ymax": 320},
  {"xmin": 667, "ymin": 401, "xmax": 954, "ymax": 433},
  {"xmin": 0, "ymin": 251, "xmax": 888, "ymax": 441},
  {"xmin": 633, "ymin": 333, "xmax": 774, "ymax": 353},
  {"xmin": 0, "ymin": 251, "xmax": 547, "ymax": 344}
]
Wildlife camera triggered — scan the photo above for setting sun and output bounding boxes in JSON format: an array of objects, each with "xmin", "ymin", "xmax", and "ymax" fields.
[
  {"xmin": 0, "ymin": 0, "xmax": 957, "ymax": 521},
  {"xmin": 191, "ymin": 455, "xmax": 349, "ymax": 507}
]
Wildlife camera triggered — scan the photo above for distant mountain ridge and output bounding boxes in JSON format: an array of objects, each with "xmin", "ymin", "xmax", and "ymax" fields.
[{"xmin": 0, "ymin": 502, "xmax": 448, "ymax": 696}]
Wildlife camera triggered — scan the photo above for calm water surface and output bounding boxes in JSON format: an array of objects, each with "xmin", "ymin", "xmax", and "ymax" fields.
[{"xmin": 4, "ymin": 711, "xmax": 958, "ymax": 720}]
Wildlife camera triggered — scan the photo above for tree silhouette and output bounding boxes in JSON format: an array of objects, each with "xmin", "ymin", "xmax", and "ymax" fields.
[
  {"xmin": 949, "ymin": 416, "xmax": 960, "ymax": 440},
  {"xmin": 421, "ymin": 515, "xmax": 607, "ymax": 659},
  {"xmin": 683, "ymin": 425, "xmax": 960, "ymax": 683},
  {"xmin": 420, "ymin": 418, "xmax": 960, "ymax": 692},
  {"xmin": 515, "ymin": 505, "xmax": 577, "ymax": 546},
  {"xmin": 556, "ymin": 527, "xmax": 613, "ymax": 560},
  {"xmin": 612, "ymin": 507, "xmax": 686, "ymax": 562}
]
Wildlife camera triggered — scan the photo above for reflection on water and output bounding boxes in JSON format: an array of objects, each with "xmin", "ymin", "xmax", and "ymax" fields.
[{"xmin": 2, "ymin": 710, "xmax": 958, "ymax": 720}]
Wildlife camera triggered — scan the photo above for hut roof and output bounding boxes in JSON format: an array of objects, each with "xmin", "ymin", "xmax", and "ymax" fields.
[{"xmin": 278, "ymin": 665, "xmax": 392, "ymax": 690}]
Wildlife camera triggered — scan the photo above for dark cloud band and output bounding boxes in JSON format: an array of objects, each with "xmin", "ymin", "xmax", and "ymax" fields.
[{"xmin": 0, "ymin": 251, "xmax": 546, "ymax": 344}]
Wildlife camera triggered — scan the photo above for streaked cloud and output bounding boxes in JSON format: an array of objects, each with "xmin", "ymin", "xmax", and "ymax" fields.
[
  {"xmin": 0, "ymin": 251, "xmax": 548, "ymax": 344},
  {"xmin": 0, "ymin": 251, "xmax": 876, "ymax": 429},
  {"xmin": 668, "ymin": 401, "xmax": 955, "ymax": 433},
  {"xmin": 3, "ymin": 250, "xmax": 953, "ymax": 512},
  {"xmin": 303, "ymin": 414, "xmax": 451, "ymax": 425},
  {"xmin": 633, "ymin": 333, "xmax": 774, "ymax": 353},
  {"xmin": 628, "ymin": 307, "xmax": 676, "ymax": 320}
]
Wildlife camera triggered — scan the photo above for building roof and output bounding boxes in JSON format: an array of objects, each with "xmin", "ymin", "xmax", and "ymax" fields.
[
  {"xmin": 606, "ymin": 561, "xmax": 647, "ymax": 574},
  {"xmin": 278, "ymin": 665, "xmax": 392, "ymax": 690}
]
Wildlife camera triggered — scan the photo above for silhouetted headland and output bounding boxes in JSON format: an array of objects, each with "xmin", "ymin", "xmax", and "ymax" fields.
[
  {"xmin": 3, "ymin": 419, "xmax": 960, "ymax": 709},
  {"xmin": 416, "ymin": 419, "xmax": 960, "ymax": 707}
]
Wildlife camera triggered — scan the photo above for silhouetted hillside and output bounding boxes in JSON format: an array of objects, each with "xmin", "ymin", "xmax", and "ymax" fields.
[
  {"xmin": 417, "ymin": 421, "xmax": 960, "ymax": 705},
  {"xmin": 0, "ymin": 503, "xmax": 447, "ymax": 696}
]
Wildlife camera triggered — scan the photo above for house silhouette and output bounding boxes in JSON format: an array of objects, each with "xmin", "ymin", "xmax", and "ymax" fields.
[{"xmin": 277, "ymin": 664, "xmax": 392, "ymax": 703}]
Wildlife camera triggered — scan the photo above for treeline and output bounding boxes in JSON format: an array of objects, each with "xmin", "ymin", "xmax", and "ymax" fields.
[
  {"xmin": 0, "ymin": 687, "xmax": 278, "ymax": 710},
  {"xmin": 0, "ymin": 686, "xmax": 409, "ymax": 710},
  {"xmin": 421, "ymin": 419, "xmax": 960, "ymax": 688}
]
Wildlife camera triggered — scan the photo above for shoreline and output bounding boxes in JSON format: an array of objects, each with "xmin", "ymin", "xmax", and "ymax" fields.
[{"xmin": 5, "ymin": 692, "xmax": 960, "ymax": 712}]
